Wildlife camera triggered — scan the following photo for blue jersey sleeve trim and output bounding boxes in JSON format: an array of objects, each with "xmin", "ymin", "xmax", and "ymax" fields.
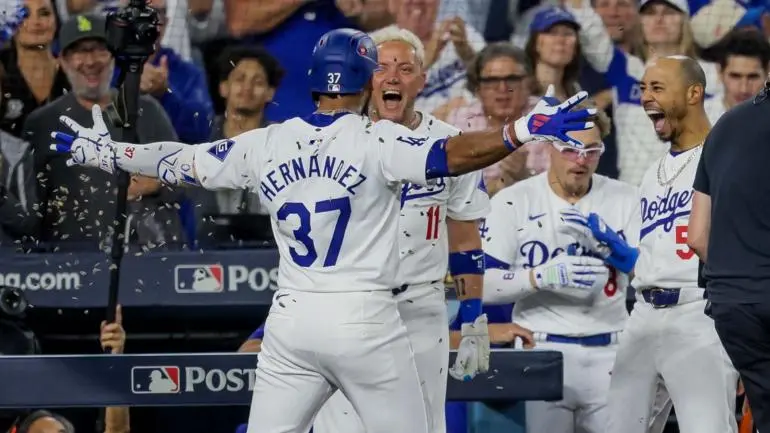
[
  {"xmin": 484, "ymin": 253, "xmax": 511, "ymax": 270},
  {"xmin": 249, "ymin": 324, "xmax": 265, "ymax": 340},
  {"xmin": 425, "ymin": 138, "xmax": 450, "ymax": 179}
]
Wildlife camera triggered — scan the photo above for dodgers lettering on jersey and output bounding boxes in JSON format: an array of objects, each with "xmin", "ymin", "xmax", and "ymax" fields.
[
  {"xmin": 396, "ymin": 114, "xmax": 489, "ymax": 285},
  {"xmin": 259, "ymin": 154, "xmax": 367, "ymax": 201},
  {"xmin": 482, "ymin": 173, "xmax": 639, "ymax": 336},
  {"xmin": 192, "ymin": 113, "xmax": 438, "ymax": 293},
  {"xmin": 632, "ymin": 146, "xmax": 703, "ymax": 291}
]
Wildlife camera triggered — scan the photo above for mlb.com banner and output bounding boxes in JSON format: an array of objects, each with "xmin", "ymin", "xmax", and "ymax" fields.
[
  {"xmin": 0, "ymin": 250, "xmax": 281, "ymax": 308},
  {"xmin": 0, "ymin": 350, "xmax": 563, "ymax": 408}
]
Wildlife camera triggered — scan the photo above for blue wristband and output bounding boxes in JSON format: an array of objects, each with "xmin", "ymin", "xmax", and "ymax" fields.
[
  {"xmin": 449, "ymin": 249, "xmax": 485, "ymax": 276},
  {"xmin": 460, "ymin": 299, "xmax": 483, "ymax": 323},
  {"xmin": 502, "ymin": 125, "xmax": 517, "ymax": 152}
]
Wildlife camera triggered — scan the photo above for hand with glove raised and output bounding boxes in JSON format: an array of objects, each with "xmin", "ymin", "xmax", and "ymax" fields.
[
  {"xmin": 512, "ymin": 84, "xmax": 597, "ymax": 148},
  {"xmin": 530, "ymin": 253, "xmax": 609, "ymax": 292},
  {"xmin": 558, "ymin": 208, "xmax": 638, "ymax": 274}
]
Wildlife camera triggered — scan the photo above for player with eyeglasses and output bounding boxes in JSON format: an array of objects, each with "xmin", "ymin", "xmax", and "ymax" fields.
[{"xmin": 480, "ymin": 104, "xmax": 639, "ymax": 433}]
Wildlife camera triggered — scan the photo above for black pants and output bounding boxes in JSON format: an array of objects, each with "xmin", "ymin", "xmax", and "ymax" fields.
[{"xmin": 710, "ymin": 302, "xmax": 770, "ymax": 432}]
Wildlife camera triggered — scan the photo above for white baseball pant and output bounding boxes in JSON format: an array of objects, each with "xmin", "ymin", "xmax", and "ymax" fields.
[
  {"xmin": 246, "ymin": 289, "xmax": 430, "ymax": 433},
  {"xmin": 605, "ymin": 294, "xmax": 739, "ymax": 433},
  {"xmin": 524, "ymin": 335, "xmax": 618, "ymax": 433},
  {"xmin": 313, "ymin": 282, "xmax": 448, "ymax": 433}
]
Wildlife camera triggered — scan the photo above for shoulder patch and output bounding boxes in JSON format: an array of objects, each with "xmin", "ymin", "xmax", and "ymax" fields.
[{"xmin": 207, "ymin": 139, "xmax": 235, "ymax": 161}]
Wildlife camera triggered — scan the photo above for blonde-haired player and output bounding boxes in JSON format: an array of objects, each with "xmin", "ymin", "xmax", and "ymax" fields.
[
  {"xmin": 560, "ymin": 56, "xmax": 739, "ymax": 433},
  {"xmin": 482, "ymin": 105, "xmax": 638, "ymax": 433},
  {"xmin": 312, "ymin": 27, "xmax": 534, "ymax": 433}
]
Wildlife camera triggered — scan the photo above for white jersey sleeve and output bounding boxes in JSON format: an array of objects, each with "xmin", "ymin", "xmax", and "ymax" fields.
[
  {"xmin": 193, "ymin": 127, "xmax": 268, "ymax": 190},
  {"xmin": 447, "ymin": 171, "xmax": 490, "ymax": 221},
  {"xmin": 370, "ymin": 119, "xmax": 441, "ymax": 186}
]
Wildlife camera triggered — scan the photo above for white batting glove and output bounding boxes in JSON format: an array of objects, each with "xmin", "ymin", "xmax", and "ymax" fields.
[
  {"xmin": 557, "ymin": 208, "xmax": 612, "ymax": 258},
  {"xmin": 512, "ymin": 85, "xmax": 597, "ymax": 148},
  {"xmin": 449, "ymin": 314, "xmax": 490, "ymax": 382},
  {"xmin": 50, "ymin": 105, "xmax": 121, "ymax": 174},
  {"xmin": 532, "ymin": 254, "xmax": 609, "ymax": 292}
]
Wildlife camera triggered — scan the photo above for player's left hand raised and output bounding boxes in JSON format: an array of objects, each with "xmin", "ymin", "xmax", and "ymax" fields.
[
  {"xmin": 50, "ymin": 104, "xmax": 119, "ymax": 174},
  {"xmin": 449, "ymin": 314, "xmax": 490, "ymax": 382},
  {"xmin": 512, "ymin": 85, "xmax": 596, "ymax": 148}
]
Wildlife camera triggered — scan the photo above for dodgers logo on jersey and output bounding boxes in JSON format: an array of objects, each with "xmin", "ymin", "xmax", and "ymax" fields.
[
  {"xmin": 640, "ymin": 186, "xmax": 693, "ymax": 239},
  {"xmin": 131, "ymin": 366, "xmax": 180, "ymax": 394},
  {"xmin": 174, "ymin": 265, "xmax": 224, "ymax": 293},
  {"xmin": 400, "ymin": 177, "xmax": 447, "ymax": 207},
  {"xmin": 396, "ymin": 136, "xmax": 429, "ymax": 147},
  {"xmin": 519, "ymin": 240, "xmax": 609, "ymax": 268},
  {"xmin": 207, "ymin": 139, "xmax": 235, "ymax": 162}
]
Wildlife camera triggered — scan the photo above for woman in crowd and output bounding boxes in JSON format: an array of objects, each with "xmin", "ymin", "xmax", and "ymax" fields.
[
  {"xmin": 444, "ymin": 42, "xmax": 537, "ymax": 196},
  {"xmin": 0, "ymin": 0, "xmax": 69, "ymax": 138},
  {"xmin": 565, "ymin": 0, "xmax": 720, "ymax": 185}
]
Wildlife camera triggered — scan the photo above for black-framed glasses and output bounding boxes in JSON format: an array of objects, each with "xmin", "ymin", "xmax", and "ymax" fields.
[{"xmin": 479, "ymin": 74, "xmax": 527, "ymax": 89}]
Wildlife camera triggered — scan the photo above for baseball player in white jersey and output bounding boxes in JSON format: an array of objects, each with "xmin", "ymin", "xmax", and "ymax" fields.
[
  {"xmin": 560, "ymin": 56, "xmax": 739, "ymax": 433},
  {"xmin": 482, "ymin": 107, "xmax": 638, "ymax": 433},
  {"xmin": 49, "ymin": 28, "xmax": 598, "ymax": 433},
  {"xmin": 312, "ymin": 27, "xmax": 532, "ymax": 433}
]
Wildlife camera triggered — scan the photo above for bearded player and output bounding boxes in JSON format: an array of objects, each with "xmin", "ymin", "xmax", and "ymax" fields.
[
  {"xmin": 482, "ymin": 104, "xmax": 637, "ymax": 433},
  {"xmin": 312, "ymin": 27, "xmax": 535, "ymax": 433},
  {"xmin": 51, "ymin": 28, "xmax": 597, "ymax": 433},
  {"xmin": 559, "ymin": 56, "xmax": 739, "ymax": 433}
]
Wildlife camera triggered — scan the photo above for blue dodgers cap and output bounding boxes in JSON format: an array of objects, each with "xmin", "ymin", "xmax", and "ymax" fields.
[{"xmin": 529, "ymin": 7, "xmax": 581, "ymax": 33}]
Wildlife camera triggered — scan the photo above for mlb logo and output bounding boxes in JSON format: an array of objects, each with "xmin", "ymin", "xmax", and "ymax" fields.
[
  {"xmin": 175, "ymin": 265, "xmax": 224, "ymax": 293},
  {"xmin": 131, "ymin": 366, "xmax": 181, "ymax": 394},
  {"xmin": 328, "ymin": 83, "xmax": 340, "ymax": 92}
]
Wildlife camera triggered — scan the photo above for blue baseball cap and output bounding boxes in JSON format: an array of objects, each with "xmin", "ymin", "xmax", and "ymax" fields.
[{"xmin": 529, "ymin": 7, "xmax": 581, "ymax": 33}]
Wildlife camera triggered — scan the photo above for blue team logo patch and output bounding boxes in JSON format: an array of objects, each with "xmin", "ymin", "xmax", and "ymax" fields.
[
  {"xmin": 396, "ymin": 136, "xmax": 429, "ymax": 147},
  {"xmin": 207, "ymin": 139, "xmax": 235, "ymax": 162},
  {"xmin": 174, "ymin": 264, "xmax": 224, "ymax": 293},
  {"xmin": 131, "ymin": 366, "xmax": 181, "ymax": 394}
]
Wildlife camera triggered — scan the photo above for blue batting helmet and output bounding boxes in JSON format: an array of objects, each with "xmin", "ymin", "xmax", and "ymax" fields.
[{"xmin": 308, "ymin": 28, "xmax": 379, "ymax": 95}]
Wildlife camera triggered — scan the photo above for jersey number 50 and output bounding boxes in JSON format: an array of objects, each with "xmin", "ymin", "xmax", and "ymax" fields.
[{"xmin": 277, "ymin": 197, "xmax": 351, "ymax": 267}]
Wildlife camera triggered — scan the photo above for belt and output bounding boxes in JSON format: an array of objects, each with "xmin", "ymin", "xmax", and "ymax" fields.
[
  {"xmin": 538, "ymin": 332, "xmax": 618, "ymax": 347},
  {"xmin": 391, "ymin": 280, "xmax": 441, "ymax": 296},
  {"xmin": 641, "ymin": 288, "xmax": 681, "ymax": 308}
]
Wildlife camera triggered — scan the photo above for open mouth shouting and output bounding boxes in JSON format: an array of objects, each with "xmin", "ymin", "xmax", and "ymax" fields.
[
  {"xmin": 381, "ymin": 88, "xmax": 404, "ymax": 111},
  {"xmin": 645, "ymin": 108, "xmax": 668, "ymax": 136}
]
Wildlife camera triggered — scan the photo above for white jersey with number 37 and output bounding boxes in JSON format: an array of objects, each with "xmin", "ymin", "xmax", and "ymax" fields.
[
  {"xmin": 192, "ymin": 113, "xmax": 440, "ymax": 293},
  {"xmin": 632, "ymin": 146, "xmax": 703, "ymax": 291},
  {"xmin": 397, "ymin": 114, "xmax": 490, "ymax": 285},
  {"xmin": 482, "ymin": 173, "xmax": 639, "ymax": 335}
]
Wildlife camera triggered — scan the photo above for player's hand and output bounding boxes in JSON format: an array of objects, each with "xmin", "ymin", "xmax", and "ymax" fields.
[
  {"xmin": 449, "ymin": 314, "xmax": 490, "ymax": 381},
  {"xmin": 558, "ymin": 208, "xmax": 612, "ymax": 257},
  {"xmin": 532, "ymin": 253, "xmax": 609, "ymax": 292},
  {"xmin": 488, "ymin": 323, "xmax": 536, "ymax": 348},
  {"xmin": 50, "ymin": 104, "xmax": 119, "ymax": 174},
  {"xmin": 100, "ymin": 305, "xmax": 125, "ymax": 354},
  {"xmin": 559, "ymin": 208, "xmax": 639, "ymax": 274},
  {"xmin": 512, "ymin": 85, "xmax": 596, "ymax": 147}
]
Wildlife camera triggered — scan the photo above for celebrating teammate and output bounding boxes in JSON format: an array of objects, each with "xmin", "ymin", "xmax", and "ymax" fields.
[
  {"xmin": 49, "ymin": 28, "xmax": 596, "ymax": 433},
  {"xmin": 312, "ymin": 27, "xmax": 533, "ymax": 433},
  {"xmin": 482, "ymin": 103, "xmax": 637, "ymax": 433},
  {"xmin": 559, "ymin": 56, "xmax": 739, "ymax": 433}
]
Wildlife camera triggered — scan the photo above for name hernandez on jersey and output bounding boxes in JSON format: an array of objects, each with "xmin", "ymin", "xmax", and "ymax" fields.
[
  {"xmin": 482, "ymin": 173, "xmax": 639, "ymax": 336},
  {"xmin": 397, "ymin": 113, "xmax": 490, "ymax": 285},
  {"xmin": 632, "ymin": 146, "xmax": 703, "ymax": 291},
  {"xmin": 193, "ymin": 112, "xmax": 440, "ymax": 293}
]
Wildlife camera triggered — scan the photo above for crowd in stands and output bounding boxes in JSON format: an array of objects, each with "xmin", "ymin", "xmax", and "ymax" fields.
[{"xmin": 0, "ymin": 0, "xmax": 768, "ymax": 251}]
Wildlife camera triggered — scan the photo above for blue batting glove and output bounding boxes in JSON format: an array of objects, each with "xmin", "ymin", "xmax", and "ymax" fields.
[
  {"xmin": 558, "ymin": 208, "xmax": 638, "ymax": 273},
  {"xmin": 512, "ymin": 85, "xmax": 597, "ymax": 148}
]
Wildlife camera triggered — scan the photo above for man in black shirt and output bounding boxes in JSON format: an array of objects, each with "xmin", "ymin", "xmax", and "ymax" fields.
[
  {"xmin": 24, "ymin": 14, "xmax": 183, "ymax": 249},
  {"xmin": 688, "ymin": 86, "xmax": 770, "ymax": 433},
  {"xmin": 192, "ymin": 45, "xmax": 283, "ymax": 247}
]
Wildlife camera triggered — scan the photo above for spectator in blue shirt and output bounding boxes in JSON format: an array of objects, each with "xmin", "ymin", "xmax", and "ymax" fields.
[
  {"xmin": 224, "ymin": 0, "xmax": 387, "ymax": 122},
  {"xmin": 117, "ymin": 0, "xmax": 213, "ymax": 143}
]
